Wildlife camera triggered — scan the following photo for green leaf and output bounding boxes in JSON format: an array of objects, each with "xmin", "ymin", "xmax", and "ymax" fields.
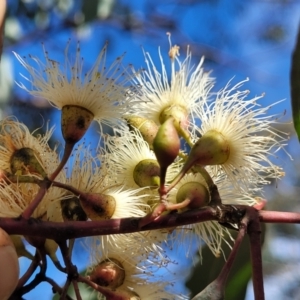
[{"xmin": 290, "ymin": 25, "xmax": 300, "ymax": 140}]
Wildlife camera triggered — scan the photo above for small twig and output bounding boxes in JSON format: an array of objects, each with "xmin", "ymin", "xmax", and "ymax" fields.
[
  {"xmin": 21, "ymin": 180, "xmax": 51, "ymax": 220},
  {"xmin": 72, "ymin": 280, "xmax": 82, "ymax": 300},
  {"xmin": 17, "ymin": 250, "xmax": 40, "ymax": 288},
  {"xmin": 78, "ymin": 275, "xmax": 128, "ymax": 300},
  {"xmin": 218, "ymin": 212, "xmax": 249, "ymax": 284},
  {"xmin": 21, "ymin": 143, "xmax": 74, "ymax": 220},
  {"xmin": 44, "ymin": 277, "xmax": 74, "ymax": 300},
  {"xmin": 49, "ymin": 143, "xmax": 74, "ymax": 181},
  {"xmin": 259, "ymin": 210, "xmax": 300, "ymax": 223},
  {"xmin": 58, "ymin": 240, "xmax": 79, "ymax": 300},
  {"xmin": 60, "ymin": 279, "xmax": 71, "ymax": 300},
  {"xmin": 248, "ymin": 207, "xmax": 265, "ymax": 300}
]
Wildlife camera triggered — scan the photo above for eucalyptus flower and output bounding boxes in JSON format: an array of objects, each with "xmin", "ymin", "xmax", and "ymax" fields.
[
  {"xmin": 0, "ymin": 119, "xmax": 58, "ymax": 178},
  {"xmin": 168, "ymin": 173, "xmax": 233, "ymax": 258},
  {"xmin": 14, "ymin": 41, "xmax": 137, "ymax": 142},
  {"xmin": 102, "ymin": 128, "xmax": 180, "ymax": 190},
  {"xmin": 180, "ymin": 79, "xmax": 289, "ymax": 190},
  {"xmin": 131, "ymin": 37, "xmax": 214, "ymax": 136}
]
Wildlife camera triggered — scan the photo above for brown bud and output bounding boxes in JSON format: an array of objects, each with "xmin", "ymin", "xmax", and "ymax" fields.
[
  {"xmin": 61, "ymin": 196, "xmax": 88, "ymax": 221},
  {"xmin": 61, "ymin": 105, "xmax": 94, "ymax": 144},
  {"xmin": 79, "ymin": 193, "xmax": 116, "ymax": 220},
  {"xmin": 89, "ymin": 258, "xmax": 125, "ymax": 289}
]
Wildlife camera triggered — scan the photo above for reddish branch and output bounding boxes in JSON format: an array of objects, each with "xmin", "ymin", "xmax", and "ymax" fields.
[{"xmin": 1, "ymin": 206, "xmax": 300, "ymax": 240}]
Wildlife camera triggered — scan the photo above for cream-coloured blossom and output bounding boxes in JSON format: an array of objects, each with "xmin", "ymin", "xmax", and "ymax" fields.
[
  {"xmin": 89, "ymin": 249, "xmax": 188, "ymax": 300},
  {"xmin": 191, "ymin": 79, "xmax": 289, "ymax": 190},
  {"xmin": 89, "ymin": 250, "xmax": 156, "ymax": 292},
  {"xmin": 14, "ymin": 41, "xmax": 136, "ymax": 132},
  {"xmin": 0, "ymin": 182, "xmax": 64, "ymax": 220},
  {"xmin": 0, "ymin": 119, "xmax": 59, "ymax": 178},
  {"xmin": 168, "ymin": 173, "xmax": 233, "ymax": 258},
  {"xmin": 130, "ymin": 39, "xmax": 214, "ymax": 128},
  {"xmin": 101, "ymin": 128, "xmax": 181, "ymax": 191}
]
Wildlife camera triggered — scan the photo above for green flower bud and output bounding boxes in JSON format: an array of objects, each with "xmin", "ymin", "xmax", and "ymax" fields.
[
  {"xmin": 79, "ymin": 193, "xmax": 116, "ymax": 220},
  {"xmin": 44, "ymin": 239, "xmax": 58, "ymax": 263},
  {"xmin": 133, "ymin": 159, "xmax": 160, "ymax": 187},
  {"xmin": 190, "ymin": 130, "xmax": 230, "ymax": 165},
  {"xmin": 153, "ymin": 118, "xmax": 180, "ymax": 169},
  {"xmin": 176, "ymin": 182, "xmax": 210, "ymax": 212},
  {"xmin": 89, "ymin": 258, "xmax": 125, "ymax": 289},
  {"xmin": 61, "ymin": 105, "xmax": 94, "ymax": 144},
  {"xmin": 10, "ymin": 235, "xmax": 34, "ymax": 260},
  {"xmin": 180, "ymin": 130, "xmax": 230, "ymax": 178},
  {"xmin": 10, "ymin": 147, "xmax": 47, "ymax": 177},
  {"xmin": 125, "ymin": 115, "xmax": 159, "ymax": 148},
  {"xmin": 61, "ymin": 196, "xmax": 88, "ymax": 221},
  {"xmin": 159, "ymin": 104, "xmax": 189, "ymax": 130}
]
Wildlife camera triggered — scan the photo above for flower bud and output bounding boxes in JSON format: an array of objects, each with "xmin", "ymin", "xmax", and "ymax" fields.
[
  {"xmin": 0, "ymin": 228, "xmax": 19, "ymax": 300},
  {"xmin": 89, "ymin": 258, "xmax": 125, "ymax": 289},
  {"xmin": 153, "ymin": 118, "xmax": 180, "ymax": 169},
  {"xmin": 79, "ymin": 193, "xmax": 116, "ymax": 220},
  {"xmin": 61, "ymin": 105, "xmax": 94, "ymax": 144},
  {"xmin": 10, "ymin": 147, "xmax": 47, "ymax": 177},
  {"xmin": 125, "ymin": 116, "xmax": 158, "ymax": 148},
  {"xmin": 176, "ymin": 182, "xmax": 210, "ymax": 212},
  {"xmin": 180, "ymin": 130, "xmax": 230, "ymax": 177},
  {"xmin": 190, "ymin": 130, "xmax": 230, "ymax": 165},
  {"xmin": 159, "ymin": 104, "xmax": 189, "ymax": 131},
  {"xmin": 133, "ymin": 159, "xmax": 160, "ymax": 187},
  {"xmin": 10, "ymin": 235, "xmax": 34, "ymax": 260},
  {"xmin": 61, "ymin": 196, "xmax": 88, "ymax": 221},
  {"xmin": 44, "ymin": 239, "xmax": 59, "ymax": 263}
]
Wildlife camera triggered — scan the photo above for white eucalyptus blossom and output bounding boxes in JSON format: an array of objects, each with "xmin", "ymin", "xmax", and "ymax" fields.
[
  {"xmin": 0, "ymin": 119, "xmax": 59, "ymax": 178},
  {"xmin": 168, "ymin": 173, "xmax": 233, "ymax": 258},
  {"xmin": 191, "ymin": 79, "xmax": 289, "ymax": 190},
  {"xmin": 102, "ymin": 128, "xmax": 181, "ymax": 190},
  {"xmin": 131, "ymin": 36, "xmax": 214, "ymax": 128},
  {"xmin": 0, "ymin": 182, "xmax": 64, "ymax": 220},
  {"xmin": 14, "ymin": 41, "xmax": 137, "ymax": 133}
]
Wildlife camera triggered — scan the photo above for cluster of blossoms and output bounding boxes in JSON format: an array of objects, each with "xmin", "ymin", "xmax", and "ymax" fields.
[{"xmin": 0, "ymin": 36, "xmax": 289, "ymax": 299}]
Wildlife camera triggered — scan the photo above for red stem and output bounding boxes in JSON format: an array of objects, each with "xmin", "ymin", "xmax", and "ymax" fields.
[
  {"xmin": 259, "ymin": 210, "xmax": 300, "ymax": 223},
  {"xmin": 248, "ymin": 208, "xmax": 265, "ymax": 300},
  {"xmin": 49, "ymin": 142, "xmax": 74, "ymax": 181},
  {"xmin": 218, "ymin": 213, "xmax": 249, "ymax": 284},
  {"xmin": 0, "ymin": 207, "xmax": 216, "ymax": 239}
]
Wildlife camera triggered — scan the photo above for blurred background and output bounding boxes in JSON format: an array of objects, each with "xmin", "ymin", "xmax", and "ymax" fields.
[{"xmin": 1, "ymin": 0, "xmax": 300, "ymax": 299}]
